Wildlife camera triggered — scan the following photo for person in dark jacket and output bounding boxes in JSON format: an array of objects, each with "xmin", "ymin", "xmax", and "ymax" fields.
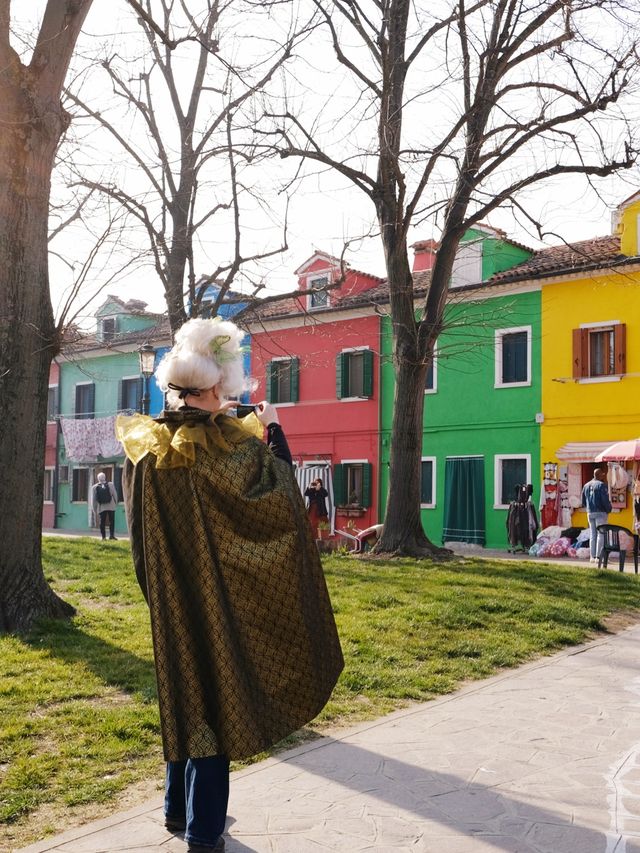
[
  {"xmin": 304, "ymin": 478, "xmax": 329, "ymax": 537},
  {"xmin": 581, "ymin": 467, "xmax": 612, "ymax": 563},
  {"xmin": 117, "ymin": 318, "xmax": 343, "ymax": 853}
]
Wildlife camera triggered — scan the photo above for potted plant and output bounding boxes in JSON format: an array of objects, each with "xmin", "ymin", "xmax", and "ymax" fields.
[{"xmin": 317, "ymin": 520, "xmax": 331, "ymax": 540}]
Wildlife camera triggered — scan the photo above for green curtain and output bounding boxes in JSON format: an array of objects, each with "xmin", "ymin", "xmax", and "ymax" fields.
[{"xmin": 443, "ymin": 456, "xmax": 485, "ymax": 544}]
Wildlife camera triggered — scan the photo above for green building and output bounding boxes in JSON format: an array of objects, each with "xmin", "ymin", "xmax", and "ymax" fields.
[{"xmin": 379, "ymin": 227, "xmax": 541, "ymax": 549}]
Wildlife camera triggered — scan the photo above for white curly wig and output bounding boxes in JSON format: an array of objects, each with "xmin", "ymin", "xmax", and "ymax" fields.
[{"xmin": 155, "ymin": 318, "xmax": 249, "ymax": 410}]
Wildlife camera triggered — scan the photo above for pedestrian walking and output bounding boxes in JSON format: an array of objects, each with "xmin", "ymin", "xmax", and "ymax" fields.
[
  {"xmin": 117, "ymin": 317, "xmax": 343, "ymax": 853},
  {"xmin": 91, "ymin": 472, "xmax": 118, "ymax": 540}
]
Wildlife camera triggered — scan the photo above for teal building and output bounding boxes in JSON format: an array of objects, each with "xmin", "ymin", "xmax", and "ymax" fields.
[{"xmin": 54, "ymin": 297, "xmax": 169, "ymax": 534}]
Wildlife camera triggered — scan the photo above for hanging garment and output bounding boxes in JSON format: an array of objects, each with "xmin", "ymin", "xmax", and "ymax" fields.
[
  {"xmin": 60, "ymin": 417, "xmax": 99, "ymax": 462},
  {"xmin": 506, "ymin": 485, "xmax": 538, "ymax": 551},
  {"xmin": 95, "ymin": 415, "xmax": 124, "ymax": 458},
  {"xmin": 61, "ymin": 416, "xmax": 124, "ymax": 462}
]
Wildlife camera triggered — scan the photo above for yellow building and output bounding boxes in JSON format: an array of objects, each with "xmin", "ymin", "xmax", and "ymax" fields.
[{"xmin": 494, "ymin": 194, "xmax": 640, "ymax": 534}]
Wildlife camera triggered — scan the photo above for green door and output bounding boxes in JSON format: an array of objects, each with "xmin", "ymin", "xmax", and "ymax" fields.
[{"xmin": 442, "ymin": 456, "xmax": 485, "ymax": 545}]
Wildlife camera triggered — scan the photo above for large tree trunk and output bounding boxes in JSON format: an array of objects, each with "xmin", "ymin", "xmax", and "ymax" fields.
[
  {"xmin": 374, "ymin": 244, "xmax": 451, "ymax": 558},
  {"xmin": 0, "ymin": 1, "xmax": 92, "ymax": 632}
]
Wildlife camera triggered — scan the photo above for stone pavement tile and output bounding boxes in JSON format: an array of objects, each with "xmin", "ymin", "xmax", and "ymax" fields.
[
  {"xmin": 415, "ymin": 833, "xmax": 539, "ymax": 852},
  {"xmin": 35, "ymin": 815, "xmax": 172, "ymax": 852},
  {"xmin": 527, "ymin": 820, "xmax": 610, "ymax": 853}
]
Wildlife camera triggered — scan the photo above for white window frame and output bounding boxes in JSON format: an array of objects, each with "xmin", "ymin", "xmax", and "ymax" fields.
[
  {"xmin": 47, "ymin": 385, "xmax": 58, "ymax": 422},
  {"xmin": 339, "ymin": 346, "xmax": 371, "ymax": 403},
  {"xmin": 494, "ymin": 326, "xmax": 532, "ymax": 389},
  {"xmin": 43, "ymin": 467, "xmax": 55, "ymax": 503},
  {"xmin": 269, "ymin": 356, "xmax": 296, "ymax": 407},
  {"xmin": 494, "ymin": 454, "xmax": 531, "ymax": 509},
  {"xmin": 101, "ymin": 316, "xmax": 117, "ymax": 337},
  {"xmin": 424, "ymin": 347, "xmax": 438, "ymax": 395},
  {"xmin": 308, "ymin": 274, "xmax": 330, "ymax": 310},
  {"xmin": 120, "ymin": 374, "xmax": 141, "ymax": 412},
  {"xmin": 577, "ymin": 320, "xmax": 621, "ymax": 384},
  {"xmin": 340, "ymin": 458, "xmax": 369, "ymax": 507},
  {"xmin": 74, "ymin": 381, "xmax": 95, "ymax": 418},
  {"xmin": 71, "ymin": 466, "xmax": 90, "ymax": 503},
  {"xmin": 420, "ymin": 456, "xmax": 437, "ymax": 508}
]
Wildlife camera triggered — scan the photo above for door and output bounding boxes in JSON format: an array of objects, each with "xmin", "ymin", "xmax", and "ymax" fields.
[{"xmin": 442, "ymin": 456, "xmax": 485, "ymax": 545}]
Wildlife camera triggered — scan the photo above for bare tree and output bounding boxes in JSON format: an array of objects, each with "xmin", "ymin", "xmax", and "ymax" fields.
[
  {"xmin": 262, "ymin": 0, "xmax": 639, "ymax": 556},
  {"xmin": 0, "ymin": 0, "xmax": 96, "ymax": 632},
  {"xmin": 65, "ymin": 0, "xmax": 300, "ymax": 334}
]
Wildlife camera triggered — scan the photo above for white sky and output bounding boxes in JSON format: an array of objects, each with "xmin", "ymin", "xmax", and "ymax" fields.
[{"xmin": 13, "ymin": 1, "xmax": 640, "ymax": 323}]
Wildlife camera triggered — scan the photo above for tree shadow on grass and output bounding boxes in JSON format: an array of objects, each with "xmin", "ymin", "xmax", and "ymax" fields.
[{"xmin": 24, "ymin": 618, "xmax": 157, "ymax": 698}]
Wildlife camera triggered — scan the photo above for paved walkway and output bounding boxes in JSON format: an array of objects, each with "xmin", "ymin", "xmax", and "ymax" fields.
[{"xmin": 19, "ymin": 625, "xmax": 640, "ymax": 853}]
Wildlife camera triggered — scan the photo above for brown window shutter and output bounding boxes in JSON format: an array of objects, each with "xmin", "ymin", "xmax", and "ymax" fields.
[
  {"xmin": 614, "ymin": 323, "xmax": 626, "ymax": 375},
  {"xmin": 572, "ymin": 328, "xmax": 589, "ymax": 378}
]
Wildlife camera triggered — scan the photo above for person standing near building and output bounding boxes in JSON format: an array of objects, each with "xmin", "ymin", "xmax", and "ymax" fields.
[
  {"xmin": 304, "ymin": 478, "xmax": 329, "ymax": 538},
  {"xmin": 581, "ymin": 467, "xmax": 612, "ymax": 563},
  {"xmin": 91, "ymin": 472, "xmax": 118, "ymax": 540}
]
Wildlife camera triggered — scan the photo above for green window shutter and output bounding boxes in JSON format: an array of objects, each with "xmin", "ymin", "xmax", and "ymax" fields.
[
  {"xmin": 266, "ymin": 361, "xmax": 275, "ymax": 403},
  {"xmin": 336, "ymin": 352, "xmax": 348, "ymax": 399},
  {"xmin": 362, "ymin": 349, "xmax": 374, "ymax": 397},
  {"xmin": 361, "ymin": 462, "xmax": 372, "ymax": 508},
  {"xmin": 118, "ymin": 380, "xmax": 124, "ymax": 411},
  {"xmin": 333, "ymin": 464, "xmax": 346, "ymax": 505},
  {"xmin": 290, "ymin": 357, "xmax": 299, "ymax": 403}
]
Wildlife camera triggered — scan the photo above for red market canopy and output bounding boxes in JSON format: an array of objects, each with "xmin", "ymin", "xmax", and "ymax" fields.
[{"xmin": 595, "ymin": 439, "xmax": 640, "ymax": 462}]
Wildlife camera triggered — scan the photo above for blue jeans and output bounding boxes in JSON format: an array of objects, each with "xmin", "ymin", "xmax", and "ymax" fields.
[
  {"xmin": 587, "ymin": 512, "xmax": 608, "ymax": 559},
  {"xmin": 165, "ymin": 755, "xmax": 230, "ymax": 848}
]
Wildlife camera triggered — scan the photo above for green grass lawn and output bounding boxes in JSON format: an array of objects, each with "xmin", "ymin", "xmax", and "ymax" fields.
[{"xmin": 2, "ymin": 538, "xmax": 640, "ymax": 849}]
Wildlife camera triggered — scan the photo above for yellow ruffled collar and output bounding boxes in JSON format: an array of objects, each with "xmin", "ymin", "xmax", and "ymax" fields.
[{"xmin": 115, "ymin": 409, "xmax": 264, "ymax": 469}]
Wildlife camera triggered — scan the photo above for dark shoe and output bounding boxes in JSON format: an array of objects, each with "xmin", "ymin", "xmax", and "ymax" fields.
[
  {"xmin": 109, "ymin": 535, "xmax": 117, "ymax": 540},
  {"xmin": 164, "ymin": 816, "xmax": 186, "ymax": 833},
  {"xmin": 101, "ymin": 537, "xmax": 106, "ymax": 541},
  {"xmin": 187, "ymin": 839, "xmax": 225, "ymax": 852}
]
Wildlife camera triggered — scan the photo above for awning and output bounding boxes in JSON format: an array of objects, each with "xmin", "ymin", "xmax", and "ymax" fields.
[{"xmin": 555, "ymin": 441, "xmax": 619, "ymax": 462}]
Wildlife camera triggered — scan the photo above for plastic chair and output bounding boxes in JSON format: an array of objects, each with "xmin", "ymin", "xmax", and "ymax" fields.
[{"xmin": 596, "ymin": 524, "xmax": 634, "ymax": 572}]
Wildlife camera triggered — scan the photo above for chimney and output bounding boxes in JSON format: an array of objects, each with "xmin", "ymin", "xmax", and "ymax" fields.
[{"xmin": 411, "ymin": 239, "xmax": 438, "ymax": 272}]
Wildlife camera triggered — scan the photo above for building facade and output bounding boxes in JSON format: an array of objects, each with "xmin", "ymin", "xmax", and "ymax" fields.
[
  {"xmin": 379, "ymin": 229, "xmax": 540, "ymax": 549},
  {"xmin": 247, "ymin": 253, "xmax": 384, "ymax": 531},
  {"xmin": 52, "ymin": 297, "xmax": 169, "ymax": 534},
  {"xmin": 489, "ymin": 196, "xmax": 640, "ymax": 534}
]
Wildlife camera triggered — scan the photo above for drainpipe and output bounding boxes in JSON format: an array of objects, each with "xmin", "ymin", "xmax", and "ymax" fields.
[
  {"xmin": 376, "ymin": 306, "xmax": 384, "ymax": 527},
  {"xmin": 52, "ymin": 367, "xmax": 61, "ymax": 529}
]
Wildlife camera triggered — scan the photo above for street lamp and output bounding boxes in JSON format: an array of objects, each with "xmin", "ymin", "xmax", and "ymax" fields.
[{"xmin": 138, "ymin": 343, "xmax": 156, "ymax": 415}]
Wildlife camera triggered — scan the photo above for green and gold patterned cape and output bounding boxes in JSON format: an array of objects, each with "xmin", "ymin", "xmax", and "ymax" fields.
[{"xmin": 117, "ymin": 409, "xmax": 344, "ymax": 762}]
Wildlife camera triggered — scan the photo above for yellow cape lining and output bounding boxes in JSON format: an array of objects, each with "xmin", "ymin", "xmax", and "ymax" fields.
[{"xmin": 115, "ymin": 411, "xmax": 264, "ymax": 469}]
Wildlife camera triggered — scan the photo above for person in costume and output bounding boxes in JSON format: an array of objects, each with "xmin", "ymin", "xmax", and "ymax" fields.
[
  {"xmin": 304, "ymin": 477, "xmax": 329, "ymax": 537},
  {"xmin": 116, "ymin": 318, "xmax": 343, "ymax": 853}
]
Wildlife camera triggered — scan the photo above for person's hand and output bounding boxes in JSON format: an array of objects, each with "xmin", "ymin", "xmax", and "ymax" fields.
[{"xmin": 256, "ymin": 401, "xmax": 279, "ymax": 426}]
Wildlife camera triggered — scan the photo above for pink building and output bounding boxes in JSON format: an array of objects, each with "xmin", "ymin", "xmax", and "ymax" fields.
[{"xmin": 246, "ymin": 252, "xmax": 384, "ymax": 533}]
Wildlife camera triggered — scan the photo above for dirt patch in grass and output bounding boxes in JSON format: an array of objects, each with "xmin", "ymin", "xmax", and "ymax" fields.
[
  {"xmin": 2, "ymin": 775, "xmax": 164, "ymax": 852},
  {"xmin": 597, "ymin": 608, "xmax": 640, "ymax": 635}
]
